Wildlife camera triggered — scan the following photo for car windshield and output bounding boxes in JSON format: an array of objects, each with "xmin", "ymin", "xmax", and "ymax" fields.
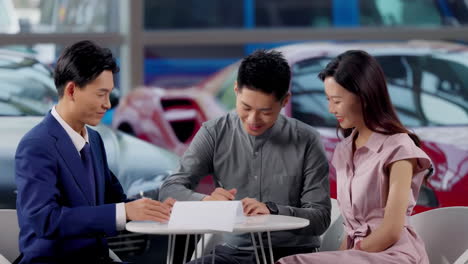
[
  {"xmin": 415, "ymin": 54, "xmax": 468, "ymax": 125},
  {"xmin": 0, "ymin": 53, "xmax": 57, "ymax": 116},
  {"xmin": 290, "ymin": 57, "xmax": 336, "ymax": 127},
  {"xmin": 291, "ymin": 53, "xmax": 468, "ymax": 128}
]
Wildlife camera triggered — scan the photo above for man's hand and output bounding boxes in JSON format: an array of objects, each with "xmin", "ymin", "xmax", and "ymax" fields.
[
  {"xmin": 163, "ymin": 197, "xmax": 176, "ymax": 207},
  {"xmin": 202, "ymin": 187, "xmax": 237, "ymax": 201},
  {"xmin": 241, "ymin": 197, "xmax": 269, "ymax": 216},
  {"xmin": 125, "ymin": 197, "xmax": 175, "ymax": 223}
]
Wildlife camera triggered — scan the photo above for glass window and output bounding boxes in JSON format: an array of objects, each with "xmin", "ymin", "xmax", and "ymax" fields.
[
  {"xmin": 256, "ymin": 0, "xmax": 461, "ymax": 28},
  {"xmin": 6, "ymin": 0, "xmax": 120, "ymax": 33},
  {"xmin": 141, "ymin": 0, "xmax": 466, "ymax": 29},
  {"xmin": 417, "ymin": 56, "xmax": 468, "ymax": 125},
  {"xmin": 375, "ymin": 55, "xmax": 427, "ymax": 126},
  {"xmin": 144, "ymin": 0, "xmax": 243, "ymax": 29},
  {"xmin": 6, "ymin": 0, "xmax": 466, "ymax": 33},
  {"xmin": 375, "ymin": 54, "xmax": 468, "ymax": 127},
  {"xmin": 255, "ymin": 0, "xmax": 332, "ymax": 27},
  {"xmin": 444, "ymin": 0, "xmax": 468, "ymax": 24},
  {"xmin": 420, "ymin": 93, "xmax": 467, "ymax": 125},
  {"xmin": 377, "ymin": 56, "xmax": 413, "ymax": 88},
  {"xmin": 290, "ymin": 57, "xmax": 335, "ymax": 127},
  {"xmin": 0, "ymin": 0, "xmax": 20, "ymax": 33},
  {"xmin": 361, "ymin": 0, "xmax": 444, "ymax": 26},
  {"xmin": 144, "ymin": 45, "xmax": 239, "ymax": 89}
]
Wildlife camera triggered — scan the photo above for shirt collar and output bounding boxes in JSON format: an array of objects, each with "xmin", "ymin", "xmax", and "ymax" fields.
[
  {"xmin": 366, "ymin": 131, "xmax": 388, "ymax": 153},
  {"xmin": 51, "ymin": 106, "xmax": 89, "ymax": 152},
  {"xmin": 237, "ymin": 112, "xmax": 283, "ymax": 148},
  {"xmin": 343, "ymin": 128, "xmax": 388, "ymax": 153}
]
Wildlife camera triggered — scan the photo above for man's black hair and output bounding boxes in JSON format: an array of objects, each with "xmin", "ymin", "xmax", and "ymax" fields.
[
  {"xmin": 237, "ymin": 49, "xmax": 291, "ymax": 101},
  {"xmin": 54, "ymin": 40, "xmax": 119, "ymax": 97}
]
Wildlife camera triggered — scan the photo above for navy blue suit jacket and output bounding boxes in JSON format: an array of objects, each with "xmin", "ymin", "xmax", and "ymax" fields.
[{"xmin": 15, "ymin": 113, "xmax": 127, "ymax": 263}]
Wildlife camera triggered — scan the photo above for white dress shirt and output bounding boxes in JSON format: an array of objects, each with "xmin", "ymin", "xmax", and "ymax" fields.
[{"xmin": 51, "ymin": 106, "xmax": 126, "ymax": 231}]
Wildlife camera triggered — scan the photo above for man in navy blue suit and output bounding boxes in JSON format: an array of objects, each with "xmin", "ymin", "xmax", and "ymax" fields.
[{"xmin": 15, "ymin": 40, "xmax": 175, "ymax": 263}]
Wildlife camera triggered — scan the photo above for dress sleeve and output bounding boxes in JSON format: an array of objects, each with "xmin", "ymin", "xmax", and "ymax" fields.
[{"xmin": 383, "ymin": 134, "xmax": 432, "ymax": 174}]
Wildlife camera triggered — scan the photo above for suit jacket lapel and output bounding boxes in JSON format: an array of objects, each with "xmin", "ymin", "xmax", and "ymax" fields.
[
  {"xmin": 89, "ymin": 132, "xmax": 105, "ymax": 205},
  {"xmin": 44, "ymin": 113, "xmax": 95, "ymax": 205}
]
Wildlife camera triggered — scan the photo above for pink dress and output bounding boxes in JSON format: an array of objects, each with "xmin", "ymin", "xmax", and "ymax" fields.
[{"xmin": 277, "ymin": 130, "xmax": 432, "ymax": 264}]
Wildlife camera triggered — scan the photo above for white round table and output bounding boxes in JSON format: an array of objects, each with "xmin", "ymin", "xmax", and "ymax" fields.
[{"xmin": 126, "ymin": 215, "xmax": 309, "ymax": 264}]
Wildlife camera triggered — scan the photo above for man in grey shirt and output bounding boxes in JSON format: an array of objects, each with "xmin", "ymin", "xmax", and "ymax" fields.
[{"xmin": 160, "ymin": 50, "xmax": 330, "ymax": 263}]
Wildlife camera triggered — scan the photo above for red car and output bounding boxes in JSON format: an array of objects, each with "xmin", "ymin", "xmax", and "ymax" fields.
[{"xmin": 113, "ymin": 41, "xmax": 468, "ymax": 212}]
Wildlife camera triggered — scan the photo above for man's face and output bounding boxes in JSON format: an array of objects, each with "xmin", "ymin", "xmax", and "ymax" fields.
[
  {"xmin": 235, "ymin": 84, "xmax": 289, "ymax": 136},
  {"xmin": 72, "ymin": 70, "xmax": 114, "ymax": 127}
]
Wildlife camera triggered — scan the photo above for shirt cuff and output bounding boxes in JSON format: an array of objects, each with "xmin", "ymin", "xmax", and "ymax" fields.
[
  {"xmin": 191, "ymin": 192, "xmax": 208, "ymax": 201},
  {"xmin": 116, "ymin": 202, "xmax": 126, "ymax": 231},
  {"xmin": 277, "ymin": 204, "xmax": 292, "ymax": 216}
]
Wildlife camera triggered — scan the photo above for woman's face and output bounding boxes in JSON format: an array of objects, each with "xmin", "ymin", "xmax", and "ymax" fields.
[{"xmin": 324, "ymin": 76, "xmax": 364, "ymax": 129}]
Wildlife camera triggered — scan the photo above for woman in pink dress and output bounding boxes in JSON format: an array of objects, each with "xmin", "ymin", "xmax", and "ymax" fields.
[{"xmin": 277, "ymin": 50, "xmax": 432, "ymax": 264}]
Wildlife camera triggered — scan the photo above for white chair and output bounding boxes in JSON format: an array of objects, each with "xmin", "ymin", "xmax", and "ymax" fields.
[
  {"xmin": 0, "ymin": 254, "xmax": 12, "ymax": 264},
  {"xmin": 0, "ymin": 209, "xmax": 20, "ymax": 263},
  {"xmin": 109, "ymin": 248, "xmax": 122, "ymax": 262},
  {"xmin": 411, "ymin": 206, "xmax": 468, "ymax": 264},
  {"xmin": 0, "ymin": 209, "xmax": 121, "ymax": 263},
  {"xmin": 320, "ymin": 214, "xmax": 344, "ymax": 251},
  {"xmin": 320, "ymin": 198, "xmax": 344, "ymax": 251},
  {"xmin": 328, "ymin": 198, "xmax": 341, "ymax": 227},
  {"xmin": 454, "ymin": 249, "xmax": 468, "ymax": 264}
]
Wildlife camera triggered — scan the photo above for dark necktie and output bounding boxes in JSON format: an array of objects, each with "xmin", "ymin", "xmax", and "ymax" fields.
[{"xmin": 80, "ymin": 143, "xmax": 96, "ymax": 203}]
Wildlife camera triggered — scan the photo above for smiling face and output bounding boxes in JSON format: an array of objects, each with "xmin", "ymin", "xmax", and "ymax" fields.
[
  {"xmin": 235, "ymin": 84, "xmax": 289, "ymax": 136},
  {"xmin": 70, "ymin": 70, "xmax": 114, "ymax": 128},
  {"xmin": 324, "ymin": 76, "xmax": 364, "ymax": 129}
]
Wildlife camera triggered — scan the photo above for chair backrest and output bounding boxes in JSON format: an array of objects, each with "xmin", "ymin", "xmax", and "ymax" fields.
[
  {"xmin": 411, "ymin": 206, "xmax": 468, "ymax": 264},
  {"xmin": 0, "ymin": 209, "xmax": 20, "ymax": 262},
  {"xmin": 320, "ymin": 214, "xmax": 344, "ymax": 251},
  {"xmin": 320, "ymin": 198, "xmax": 344, "ymax": 251},
  {"xmin": 329, "ymin": 198, "xmax": 341, "ymax": 227},
  {"xmin": 0, "ymin": 254, "xmax": 12, "ymax": 264},
  {"xmin": 108, "ymin": 249, "xmax": 122, "ymax": 262}
]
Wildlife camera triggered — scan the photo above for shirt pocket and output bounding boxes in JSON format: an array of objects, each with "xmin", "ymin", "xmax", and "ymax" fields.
[{"xmin": 264, "ymin": 157, "xmax": 302, "ymax": 204}]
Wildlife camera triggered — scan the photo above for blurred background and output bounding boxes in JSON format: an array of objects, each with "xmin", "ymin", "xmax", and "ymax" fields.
[{"xmin": 1, "ymin": 0, "xmax": 467, "ymax": 263}]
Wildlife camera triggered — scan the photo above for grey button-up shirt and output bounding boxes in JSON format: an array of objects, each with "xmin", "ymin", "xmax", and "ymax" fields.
[{"xmin": 160, "ymin": 112, "xmax": 331, "ymax": 248}]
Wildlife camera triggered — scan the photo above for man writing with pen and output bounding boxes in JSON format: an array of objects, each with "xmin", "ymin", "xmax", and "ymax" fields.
[{"xmin": 159, "ymin": 50, "xmax": 331, "ymax": 264}]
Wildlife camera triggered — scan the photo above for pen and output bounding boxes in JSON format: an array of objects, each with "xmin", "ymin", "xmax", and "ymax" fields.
[{"xmin": 215, "ymin": 178, "xmax": 224, "ymax": 189}]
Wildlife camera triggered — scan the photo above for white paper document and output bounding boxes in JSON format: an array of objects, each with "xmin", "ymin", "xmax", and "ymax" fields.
[{"xmin": 168, "ymin": 201, "xmax": 245, "ymax": 232}]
